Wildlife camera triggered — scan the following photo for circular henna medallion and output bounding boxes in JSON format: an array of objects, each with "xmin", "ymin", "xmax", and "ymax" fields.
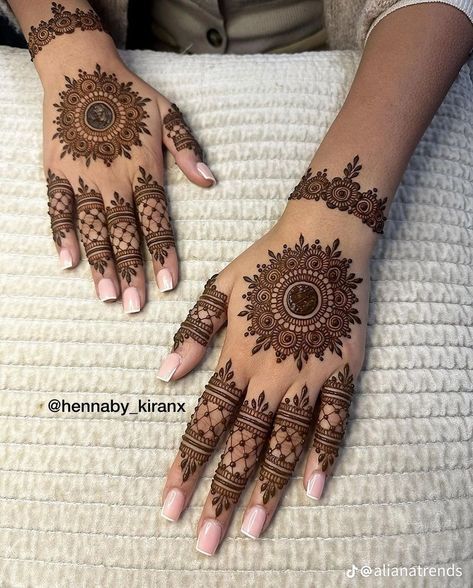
[
  {"xmin": 53, "ymin": 64, "xmax": 151, "ymax": 166},
  {"xmin": 238, "ymin": 235, "xmax": 362, "ymax": 370}
]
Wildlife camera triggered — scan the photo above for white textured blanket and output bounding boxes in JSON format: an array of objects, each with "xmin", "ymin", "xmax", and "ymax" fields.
[{"xmin": 0, "ymin": 46, "xmax": 472, "ymax": 587}]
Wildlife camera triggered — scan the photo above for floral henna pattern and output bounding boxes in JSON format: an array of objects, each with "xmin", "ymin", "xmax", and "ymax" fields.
[
  {"xmin": 75, "ymin": 178, "xmax": 112, "ymax": 275},
  {"xmin": 173, "ymin": 275, "xmax": 227, "ymax": 349},
  {"xmin": 105, "ymin": 193, "xmax": 142, "ymax": 285},
  {"xmin": 134, "ymin": 167, "xmax": 174, "ymax": 265},
  {"xmin": 163, "ymin": 104, "xmax": 203, "ymax": 160},
  {"xmin": 313, "ymin": 364, "xmax": 355, "ymax": 471},
  {"xmin": 53, "ymin": 65, "xmax": 151, "ymax": 166},
  {"xmin": 259, "ymin": 385, "xmax": 313, "ymax": 503},
  {"xmin": 210, "ymin": 392, "xmax": 274, "ymax": 517},
  {"xmin": 238, "ymin": 235, "xmax": 362, "ymax": 370},
  {"xmin": 289, "ymin": 156, "xmax": 387, "ymax": 233},
  {"xmin": 179, "ymin": 360, "xmax": 243, "ymax": 482},
  {"xmin": 28, "ymin": 3, "xmax": 104, "ymax": 60},
  {"xmin": 46, "ymin": 170, "xmax": 74, "ymax": 247}
]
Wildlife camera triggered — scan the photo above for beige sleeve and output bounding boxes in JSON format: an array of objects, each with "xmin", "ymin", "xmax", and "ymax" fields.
[{"xmin": 357, "ymin": 0, "xmax": 473, "ymax": 46}]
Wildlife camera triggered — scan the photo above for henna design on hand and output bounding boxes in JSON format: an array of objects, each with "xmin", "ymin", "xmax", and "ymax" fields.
[
  {"xmin": 53, "ymin": 65, "xmax": 151, "ymax": 166},
  {"xmin": 179, "ymin": 360, "xmax": 243, "ymax": 482},
  {"xmin": 46, "ymin": 170, "xmax": 74, "ymax": 247},
  {"xmin": 288, "ymin": 156, "xmax": 387, "ymax": 233},
  {"xmin": 238, "ymin": 235, "xmax": 362, "ymax": 370},
  {"xmin": 313, "ymin": 364, "xmax": 355, "ymax": 471},
  {"xmin": 134, "ymin": 167, "xmax": 175, "ymax": 265},
  {"xmin": 259, "ymin": 385, "xmax": 313, "ymax": 503},
  {"xmin": 105, "ymin": 193, "xmax": 142, "ymax": 285},
  {"xmin": 173, "ymin": 275, "xmax": 227, "ymax": 349},
  {"xmin": 210, "ymin": 392, "xmax": 274, "ymax": 516},
  {"xmin": 75, "ymin": 178, "xmax": 112, "ymax": 275},
  {"xmin": 163, "ymin": 104, "xmax": 203, "ymax": 160},
  {"xmin": 28, "ymin": 2, "xmax": 104, "ymax": 60}
]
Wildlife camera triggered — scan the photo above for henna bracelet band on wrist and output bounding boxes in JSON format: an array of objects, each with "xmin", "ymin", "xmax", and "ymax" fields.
[{"xmin": 28, "ymin": 2, "xmax": 104, "ymax": 61}]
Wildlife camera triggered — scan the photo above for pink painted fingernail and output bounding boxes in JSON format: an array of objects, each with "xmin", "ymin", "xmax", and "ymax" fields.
[
  {"xmin": 157, "ymin": 352, "xmax": 181, "ymax": 382},
  {"xmin": 123, "ymin": 287, "xmax": 141, "ymax": 314},
  {"xmin": 241, "ymin": 505, "xmax": 266, "ymax": 539},
  {"xmin": 98, "ymin": 278, "xmax": 117, "ymax": 302},
  {"xmin": 196, "ymin": 519, "xmax": 222, "ymax": 556},
  {"xmin": 157, "ymin": 268, "xmax": 173, "ymax": 292},
  {"xmin": 307, "ymin": 472, "xmax": 326, "ymax": 500},
  {"xmin": 196, "ymin": 162, "xmax": 216, "ymax": 185},
  {"xmin": 59, "ymin": 248, "xmax": 73, "ymax": 269},
  {"xmin": 161, "ymin": 488, "xmax": 185, "ymax": 522}
]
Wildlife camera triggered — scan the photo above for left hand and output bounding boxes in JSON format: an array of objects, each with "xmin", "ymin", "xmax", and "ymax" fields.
[{"xmin": 159, "ymin": 187, "xmax": 374, "ymax": 555}]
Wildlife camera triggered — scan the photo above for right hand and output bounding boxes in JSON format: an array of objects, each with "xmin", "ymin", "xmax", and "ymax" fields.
[{"xmin": 40, "ymin": 39, "xmax": 215, "ymax": 313}]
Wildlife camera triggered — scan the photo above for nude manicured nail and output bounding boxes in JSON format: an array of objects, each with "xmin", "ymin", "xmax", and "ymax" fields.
[
  {"xmin": 196, "ymin": 520, "xmax": 222, "ymax": 556},
  {"xmin": 59, "ymin": 249, "xmax": 73, "ymax": 269},
  {"xmin": 98, "ymin": 278, "xmax": 117, "ymax": 302},
  {"xmin": 241, "ymin": 505, "xmax": 266, "ymax": 539},
  {"xmin": 157, "ymin": 352, "xmax": 181, "ymax": 382},
  {"xmin": 157, "ymin": 268, "xmax": 173, "ymax": 292},
  {"xmin": 307, "ymin": 472, "xmax": 326, "ymax": 500},
  {"xmin": 161, "ymin": 488, "xmax": 185, "ymax": 522},
  {"xmin": 196, "ymin": 162, "xmax": 216, "ymax": 185},
  {"xmin": 123, "ymin": 287, "xmax": 141, "ymax": 314}
]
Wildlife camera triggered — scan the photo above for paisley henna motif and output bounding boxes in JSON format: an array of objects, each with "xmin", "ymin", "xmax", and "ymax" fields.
[
  {"xmin": 259, "ymin": 385, "xmax": 313, "ymax": 503},
  {"xmin": 289, "ymin": 156, "xmax": 387, "ymax": 233},
  {"xmin": 313, "ymin": 364, "xmax": 355, "ymax": 471},
  {"xmin": 75, "ymin": 178, "xmax": 112, "ymax": 275},
  {"xmin": 53, "ymin": 65, "xmax": 150, "ymax": 166},
  {"xmin": 134, "ymin": 167, "xmax": 175, "ymax": 265},
  {"xmin": 46, "ymin": 170, "xmax": 74, "ymax": 247},
  {"xmin": 163, "ymin": 103, "xmax": 203, "ymax": 160},
  {"xmin": 28, "ymin": 3, "xmax": 104, "ymax": 60},
  {"xmin": 173, "ymin": 275, "xmax": 227, "ymax": 349},
  {"xmin": 210, "ymin": 392, "xmax": 274, "ymax": 516},
  {"xmin": 105, "ymin": 193, "xmax": 142, "ymax": 285},
  {"xmin": 238, "ymin": 235, "xmax": 362, "ymax": 370},
  {"xmin": 179, "ymin": 360, "xmax": 243, "ymax": 482}
]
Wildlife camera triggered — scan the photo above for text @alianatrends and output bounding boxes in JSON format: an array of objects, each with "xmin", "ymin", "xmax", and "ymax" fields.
[{"xmin": 47, "ymin": 398, "xmax": 186, "ymax": 416}]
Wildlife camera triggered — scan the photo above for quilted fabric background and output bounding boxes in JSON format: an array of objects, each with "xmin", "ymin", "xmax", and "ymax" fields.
[{"xmin": 0, "ymin": 46, "xmax": 472, "ymax": 587}]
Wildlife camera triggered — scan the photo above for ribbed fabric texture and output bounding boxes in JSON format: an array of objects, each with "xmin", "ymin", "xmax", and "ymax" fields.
[{"xmin": 0, "ymin": 46, "xmax": 472, "ymax": 587}]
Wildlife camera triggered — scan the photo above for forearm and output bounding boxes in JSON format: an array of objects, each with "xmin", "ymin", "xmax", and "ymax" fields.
[
  {"xmin": 8, "ymin": 0, "xmax": 119, "ymax": 77},
  {"xmin": 306, "ymin": 3, "xmax": 473, "ymax": 220}
]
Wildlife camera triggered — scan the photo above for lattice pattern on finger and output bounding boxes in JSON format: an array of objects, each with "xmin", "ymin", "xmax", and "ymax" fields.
[
  {"xmin": 134, "ymin": 166, "xmax": 175, "ymax": 266},
  {"xmin": 46, "ymin": 170, "xmax": 74, "ymax": 247},
  {"xmin": 105, "ymin": 193, "xmax": 142, "ymax": 285},
  {"xmin": 210, "ymin": 392, "xmax": 274, "ymax": 517},
  {"xmin": 173, "ymin": 274, "xmax": 227, "ymax": 349},
  {"xmin": 76, "ymin": 178, "xmax": 112, "ymax": 275},
  {"xmin": 179, "ymin": 360, "xmax": 243, "ymax": 482},
  {"xmin": 163, "ymin": 103, "xmax": 203, "ymax": 159},
  {"xmin": 312, "ymin": 364, "xmax": 355, "ymax": 471},
  {"xmin": 259, "ymin": 385, "xmax": 313, "ymax": 503}
]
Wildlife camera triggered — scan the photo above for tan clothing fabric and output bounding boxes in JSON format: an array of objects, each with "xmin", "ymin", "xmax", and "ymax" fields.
[{"xmin": 1, "ymin": 0, "xmax": 471, "ymax": 51}]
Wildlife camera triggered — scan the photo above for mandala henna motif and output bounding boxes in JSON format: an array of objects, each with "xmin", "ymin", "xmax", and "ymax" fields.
[
  {"xmin": 46, "ymin": 170, "xmax": 74, "ymax": 247},
  {"xmin": 173, "ymin": 275, "xmax": 227, "ymax": 349},
  {"xmin": 259, "ymin": 385, "xmax": 313, "ymax": 503},
  {"xmin": 53, "ymin": 64, "xmax": 151, "ymax": 166},
  {"xmin": 313, "ymin": 364, "xmax": 355, "ymax": 471},
  {"xmin": 289, "ymin": 156, "xmax": 387, "ymax": 233},
  {"xmin": 75, "ymin": 178, "xmax": 112, "ymax": 275},
  {"xmin": 163, "ymin": 103, "xmax": 203, "ymax": 160},
  {"xmin": 179, "ymin": 360, "xmax": 243, "ymax": 482},
  {"xmin": 210, "ymin": 392, "xmax": 274, "ymax": 517},
  {"xmin": 238, "ymin": 235, "xmax": 362, "ymax": 370},
  {"xmin": 134, "ymin": 167, "xmax": 174, "ymax": 265},
  {"xmin": 105, "ymin": 193, "xmax": 142, "ymax": 285},
  {"xmin": 28, "ymin": 3, "xmax": 104, "ymax": 60}
]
